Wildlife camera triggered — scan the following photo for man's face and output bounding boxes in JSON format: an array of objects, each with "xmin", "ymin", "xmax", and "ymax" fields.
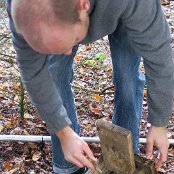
[{"xmin": 24, "ymin": 11, "xmax": 89, "ymax": 55}]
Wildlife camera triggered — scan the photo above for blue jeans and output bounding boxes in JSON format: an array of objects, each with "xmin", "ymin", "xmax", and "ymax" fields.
[
  {"xmin": 48, "ymin": 46, "xmax": 82, "ymax": 174},
  {"xmin": 108, "ymin": 23, "xmax": 145, "ymax": 154},
  {"xmin": 6, "ymin": 0, "xmax": 145, "ymax": 172},
  {"xmin": 48, "ymin": 23, "xmax": 145, "ymax": 173}
]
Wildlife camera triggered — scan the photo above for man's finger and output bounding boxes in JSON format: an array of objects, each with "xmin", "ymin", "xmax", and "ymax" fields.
[
  {"xmin": 83, "ymin": 143, "xmax": 97, "ymax": 162},
  {"xmin": 155, "ymin": 149, "xmax": 168, "ymax": 171},
  {"xmin": 146, "ymin": 140, "xmax": 154, "ymax": 159},
  {"xmin": 75, "ymin": 152, "xmax": 95, "ymax": 170}
]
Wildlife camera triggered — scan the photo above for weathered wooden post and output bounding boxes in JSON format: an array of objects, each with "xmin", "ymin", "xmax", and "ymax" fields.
[{"xmin": 86, "ymin": 120, "xmax": 159, "ymax": 174}]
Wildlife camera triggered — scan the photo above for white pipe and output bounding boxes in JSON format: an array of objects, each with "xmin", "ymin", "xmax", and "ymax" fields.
[
  {"xmin": 0, "ymin": 135, "xmax": 100, "ymax": 142},
  {"xmin": 0, "ymin": 135, "xmax": 52, "ymax": 142},
  {"xmin": 0, "ymin": 135, "xmax": 174, "ymax": 144}
]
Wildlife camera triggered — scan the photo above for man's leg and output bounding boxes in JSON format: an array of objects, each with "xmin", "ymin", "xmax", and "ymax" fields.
[
  {"xmin": 48, "ymin": 48, "xmax": 82, "ymax": 174},
  {"xmin": 108, "ymin": 23, "xmax": 145, "ymax": 154}
]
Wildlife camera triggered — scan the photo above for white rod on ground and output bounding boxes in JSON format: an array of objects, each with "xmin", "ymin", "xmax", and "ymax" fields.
[{"xmin": 0, "ymin": 135, "xmax": 174, "ymax": 145}]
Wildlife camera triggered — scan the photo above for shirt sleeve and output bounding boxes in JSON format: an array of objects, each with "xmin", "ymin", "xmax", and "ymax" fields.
[
  {"xmin": 8, "ymin": 15, "xmax": 71, "ymax": 133},
  {"xmin": 122, "ymin": 0, "xmax": 174, "ymax": 126}
]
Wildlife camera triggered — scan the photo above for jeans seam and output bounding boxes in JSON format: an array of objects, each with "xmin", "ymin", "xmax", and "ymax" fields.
[{"xmin": 52, "ymin": 162, "xmax": 74, "ymax": 169}]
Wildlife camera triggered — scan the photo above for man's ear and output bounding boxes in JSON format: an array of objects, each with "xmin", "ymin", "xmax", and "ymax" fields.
[{"xmin": 77, "ymin": 0, "xmax": 90, "ymax": 11}]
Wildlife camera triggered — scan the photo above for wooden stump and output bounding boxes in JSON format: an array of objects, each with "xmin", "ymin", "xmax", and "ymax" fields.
[
  {"xmin": 86, "ymin": 156, "xmax": 159, "ymax": 174},
  {"xmin": 85, "ymin": 121, "xmax": 159, "ymax": 174}
]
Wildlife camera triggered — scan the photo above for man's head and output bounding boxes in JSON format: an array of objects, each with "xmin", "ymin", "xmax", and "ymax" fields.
[{"xmin": 11, "ymin": 0, "xmax": 90, "ymax": 55}]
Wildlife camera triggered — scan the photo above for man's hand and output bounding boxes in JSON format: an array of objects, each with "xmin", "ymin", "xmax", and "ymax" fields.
[
  {"xmin": 56, "ymin": 126, "xmax": 97, "ymax": 170},
  {"xmin": 146, "ymin": 125, "xmax": 169, "ymax": 171}
]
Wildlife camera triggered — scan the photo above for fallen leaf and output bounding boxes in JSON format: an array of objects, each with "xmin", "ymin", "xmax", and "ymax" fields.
[
  {"xmin": 92, "ymin": 93, "xmax": 102, "ymax": 101},
  {"xmin": 4, "ymin": 121, "xmax": 12, "ymax": 128},
  {"xmin": 14, "ymin": 95, "xmax": 19, "ymax": 102},
  {"xmin": 82, "ymin": 120, "xmax": 89, "ymax": 125},
  {"xmin": 91, "ymin": 107, "xmax": 100, "ymax": 114},
  {"xmin": 8, "ymin": 169, "xmax": 17, "ymax": 174},
  {"xmin": 32, "ymin": 151, "xmax": 42, "ymax": 161},
  {"xmin": 0, "ymin": 93, "xmax": 4, "ymax": 99},
  {"xmin": 85, "ymin": 124, "xmax": 93, "ymax": 131},
  {"xmin": 12, "ymin": 119, "xmax": 18, "ymax": 127},
  {"xmin": 3, "ymin": 161, "xmax": 13, "ymax": 171},
  {"xmin": 74, "ymin": 54, "xmax": 83, "ymax": 62},
  {"xmin": 80, "ymin": 67, "xmax": 85, "ymax": 74},
  {"xmin": 144, "ymin": 89, "xmax": 147, "ymax": 97},
  {"xmin": 85, "ymin": 44, "xmax": 92, "ymax": 51},
  {"xmin": 28, "ymin": 142, "xmax": 37, "ymax": 149},
  {"xmin": 0, "ymin": 123, "xmax": 3, "ymax": 132},
  {"xmin": 91, "ymin": 101, "xmax": 98, "ymax": 108},
  {"xmin": 24, "ymin": 129, "xmax": 29, "ymax": 135},
  {"xmin": 84, "ymin": 76, "xmax": 90, "ymax": 81},
  {"xmin": 95, "ymin": 52, "xmax": 105, "ymax": 60},
  {"xmin": 84, "ymin": 59, "xmax": 95, "ymax": 65},
  {"xmin": 0, "ymin": 114, "xmax": 3, "ymax": 119},
  {"xmin": 13, "ymin": 84, "xmax": 20, "ymax": 90},
  {"xmin": 24, "ymin": 113, "xmax": 34, "ymax": 119},
  {"xmin": 90, "ymin": 101, "xmax": 100, "ymax": 114},
  {"xmin": 28, "ymin": 170, "xmax": 36, "ymax": 174},
  {"xmin": 161, "ymin": 1, "xmax": 170, "ymax": 5}
]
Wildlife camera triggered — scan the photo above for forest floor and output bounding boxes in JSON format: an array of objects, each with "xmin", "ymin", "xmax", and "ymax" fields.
[{"xmin": 0, "ymin": 0, "xmax": 173, "ymax": 173}]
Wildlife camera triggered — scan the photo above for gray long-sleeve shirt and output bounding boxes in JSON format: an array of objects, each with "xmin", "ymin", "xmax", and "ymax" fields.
[{"xmin": 9, "ymin": 0, "xmax": 174, "ymax": 133}]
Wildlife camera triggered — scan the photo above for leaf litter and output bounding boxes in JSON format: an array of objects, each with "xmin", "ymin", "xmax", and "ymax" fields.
[{"xmin": 0, "ymin": 0, "xmax": 173, "ymax": 173}]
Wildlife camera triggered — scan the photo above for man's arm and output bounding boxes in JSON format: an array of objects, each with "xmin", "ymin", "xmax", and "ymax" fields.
[
  {"xmin": 122, "ymin": 0, "xmax": 173, "ymax": 170},
  {"xmin": 6, "ymin": 1, "xmax": 96, "ymax": 169},
  {"xmin": 7, "ymin": 0, "xmax": 71, "ymax": 134},
  {"xmin": 10, "ymin": 19, "xmax": 96, "ymax": 171}
]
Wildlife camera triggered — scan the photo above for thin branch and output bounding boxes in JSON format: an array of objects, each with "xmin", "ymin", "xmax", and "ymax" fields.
[
  {"xmin": 0, "ymin": 36, "xmax": 11, "ymax": 45},
  {"xmin": 0, "ymin": 55, "xmax": 19, "ymax": 72},
  {"xmin": 72, "ymin": 84, "xmax": 100, "ymax": 94},
  {"xmin": 0, "ymin": 53, "xmax": 16, "ymax": 59},
  {"xmin": 72, "ymin": 84, "xmax": 114, "ymax": 95},
  {"xmin": 100, "ymin": 85, "xmax": 114, "ymax": 94}
]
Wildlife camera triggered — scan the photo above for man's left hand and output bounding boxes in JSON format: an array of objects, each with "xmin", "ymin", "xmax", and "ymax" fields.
[{"xmin": 146, "ymin": 125, "xmax": 169, "ymax": 171}]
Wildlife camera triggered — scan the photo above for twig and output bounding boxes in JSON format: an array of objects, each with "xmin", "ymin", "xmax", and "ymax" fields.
[
  {"xmin": 0, "ymin": 52, "xmax": 15, "ymax": 58},
  {"xmin": 72, "ymin": 84, "xmax": 100, "ymax": 94},
  {"xmin": 72, "ymin": 84, "xmax": 114, "ymax": 95},
  {"xmin": 100, "ymin": 85, "xmax": 114, "ymax": 94},
  {"xmin": 0, "ymin": 55, "xmax": 19, "ymax": 72},
  {"xmin": 0, "ymin": 36, "xmax": 11, "ymax": 45}
]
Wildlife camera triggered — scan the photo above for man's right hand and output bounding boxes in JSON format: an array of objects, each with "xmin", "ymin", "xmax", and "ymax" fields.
[{"xmin": 56, "ymin": 126, "xmax": 97, "ymax": 170}]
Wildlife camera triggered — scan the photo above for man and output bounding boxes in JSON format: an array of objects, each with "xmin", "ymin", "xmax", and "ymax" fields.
[{"xmin": 5, "ymin": 0, "xmax": 173, "ymax": 173}]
